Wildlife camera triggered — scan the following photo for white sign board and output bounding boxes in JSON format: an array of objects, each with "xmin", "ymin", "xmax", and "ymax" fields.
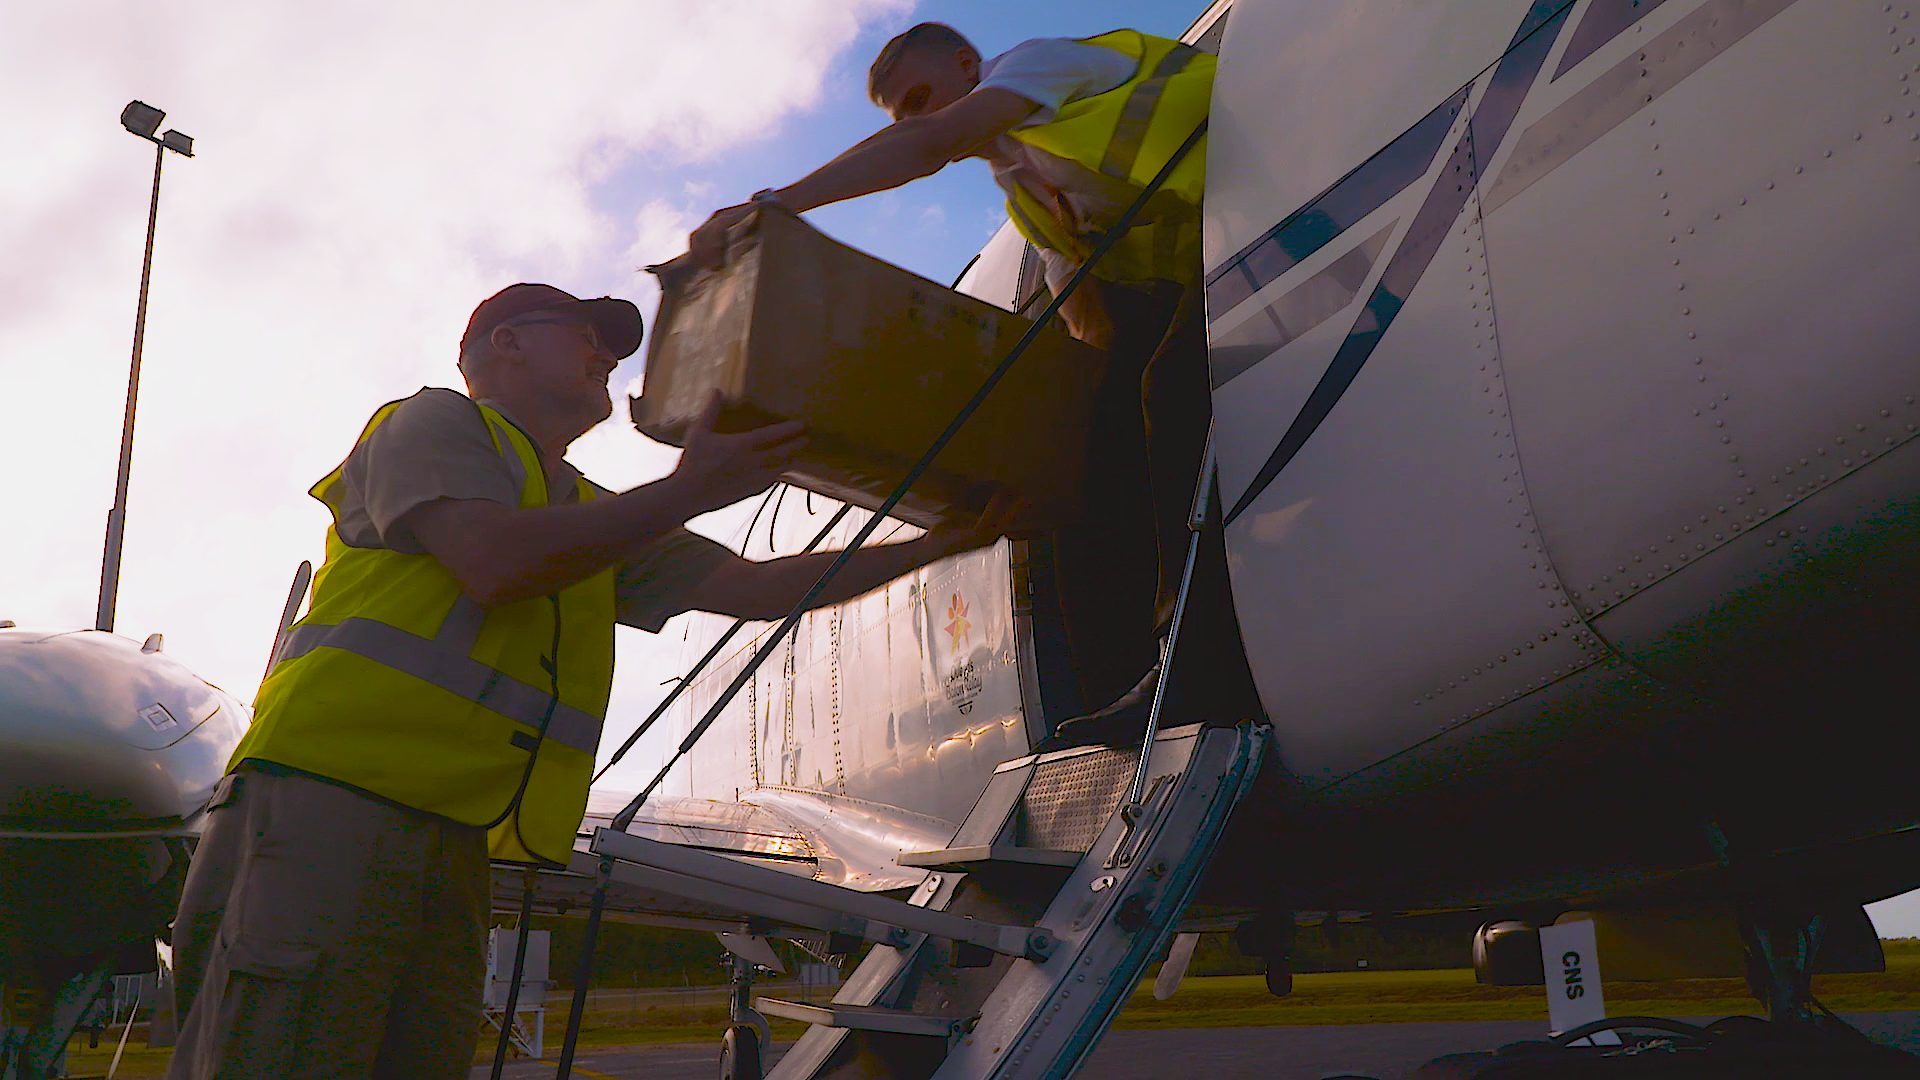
[
  {"xmin": 1537, "ymin": 919, "xmax": 1621, "ymax": 1045},
  {"xmin": 484, "ymin": 929, "xmax": 551, "ymax": 1009},
  {"xmin": 717, "ymin": 932, "xmax": 787, "ymax": 975}
]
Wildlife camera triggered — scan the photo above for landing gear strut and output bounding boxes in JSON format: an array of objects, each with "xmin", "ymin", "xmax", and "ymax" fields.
[
  {"xmin": 1234, "ymin": 911, "xmax": 1296, "ymax": 997},
  {"xmin": 0, "ymin": 963, "xmax": 113, "ymax": 1080},
  {"xmin": 718, "ymin": 954, "xmax": 770, "ymax": 1080},
  {"xmin": 1742, "ymin": 903, "xmax": 1830, "ymax": 1027}
]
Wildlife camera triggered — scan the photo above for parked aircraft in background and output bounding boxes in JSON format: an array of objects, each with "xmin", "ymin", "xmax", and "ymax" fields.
[{"xmin": 0, "ymin": 625, "xmax": 247, "ymax": 1076}]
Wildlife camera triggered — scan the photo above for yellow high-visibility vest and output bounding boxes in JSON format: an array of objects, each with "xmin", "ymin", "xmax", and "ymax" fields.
[
  {"xmin": 234, "ymin": 393, "xmax": 616, "ymax": 866},
  {"xmin": 998, "ymin": 29, "xmax": 1214, "ymax": 287}
]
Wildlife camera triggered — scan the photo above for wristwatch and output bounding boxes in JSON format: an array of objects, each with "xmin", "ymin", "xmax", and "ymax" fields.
[{"xmin": 750, "ymin": 188, "xmax": 787, "ymax": 210}]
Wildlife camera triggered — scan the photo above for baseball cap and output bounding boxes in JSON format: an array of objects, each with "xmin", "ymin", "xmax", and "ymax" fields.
[{"xmin": 461, "ymin": 283, "xmax": 645, "ymax": 361}]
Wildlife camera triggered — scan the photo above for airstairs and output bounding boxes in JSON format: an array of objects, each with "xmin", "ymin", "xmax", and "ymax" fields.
[{"xmin": 558, "ymin": 721, "xmax": 1265, "ymax": 1079}]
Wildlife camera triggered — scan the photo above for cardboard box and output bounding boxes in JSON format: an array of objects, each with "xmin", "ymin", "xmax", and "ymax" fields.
[{"xmin": 630, "ymin": 208, "xmax": 1105, "ymax": 527}]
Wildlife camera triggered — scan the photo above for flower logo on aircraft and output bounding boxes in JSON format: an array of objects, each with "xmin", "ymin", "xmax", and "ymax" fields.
[{"xmin": 944, "ymin": 592, "xmax": 972, "ymax": 651}]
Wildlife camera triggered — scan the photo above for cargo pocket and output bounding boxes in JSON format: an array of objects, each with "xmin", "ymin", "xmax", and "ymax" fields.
[
  {"xmin": 226, "ymin": 935, "xmax": 320, "ymax": 981},
  {"xmin": 208, "ymin": 933, "xmax": 322, "ymax": 1078},
  {"xmin": 207, "ymin": 772, "xmax": 243, "ymax": 814}
]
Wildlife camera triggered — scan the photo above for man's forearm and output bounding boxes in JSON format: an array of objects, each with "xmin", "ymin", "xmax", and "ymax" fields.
[
  {"xmin": 471, "ymin": 476, "xmax": 707, "ymax": 606},
  {"xmin": 776, "ymin": 122, "xmax": 948, "ymax": 212},
  {"xmin": 755, "ymin": 535, "xmax": 962, "ymax": 615}
]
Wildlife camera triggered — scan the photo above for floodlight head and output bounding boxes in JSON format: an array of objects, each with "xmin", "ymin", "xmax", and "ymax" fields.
[
  {"xmin": 160, "ymin": 130, "xmax": 194, "ymax": 157},
  {"xmin": 121, "ymin": 101, "xmax": 164, "ymax": 139}
]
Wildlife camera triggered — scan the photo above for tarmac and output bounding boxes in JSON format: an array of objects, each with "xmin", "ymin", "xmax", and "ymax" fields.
[{"xmin": 473, "ymin": 1011, "xmax": 1920, "ymax": 1079}]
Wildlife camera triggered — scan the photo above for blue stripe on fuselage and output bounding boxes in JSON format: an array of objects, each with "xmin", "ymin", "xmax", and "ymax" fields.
[{"xmin": 1221, "ymin": 3, "xmax": 1576, "ymax": 525}]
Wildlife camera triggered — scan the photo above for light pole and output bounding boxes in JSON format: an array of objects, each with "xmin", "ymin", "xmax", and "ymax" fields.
[{"xmin": 96, "ymin": 101, "xmax": 193, "ymax": 633}]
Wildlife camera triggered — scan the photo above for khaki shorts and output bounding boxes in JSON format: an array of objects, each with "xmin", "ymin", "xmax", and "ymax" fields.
[{"xmin": 167, "ymin": 767, "xmax": 488, "ymax": 1080}]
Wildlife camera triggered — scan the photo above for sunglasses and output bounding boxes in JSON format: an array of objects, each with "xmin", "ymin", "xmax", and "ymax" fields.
[{"xmin": 509, "ymin": 315, "xmax": 605, "ymax": 351}]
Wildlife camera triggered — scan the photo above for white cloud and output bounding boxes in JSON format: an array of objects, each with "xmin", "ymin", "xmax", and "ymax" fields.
[{"xmin": 0, "ymin": 0, "xmax": 906, "ymax": 721}]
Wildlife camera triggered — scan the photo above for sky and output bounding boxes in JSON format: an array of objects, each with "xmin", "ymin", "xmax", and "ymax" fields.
[{"xmin": 4, "ymin": 0, "xmax": 1916, "ymax": 938}]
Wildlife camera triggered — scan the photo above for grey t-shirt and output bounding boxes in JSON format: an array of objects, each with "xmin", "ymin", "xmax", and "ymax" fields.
[{"xmin": 321, "ymin": 387, "xmax": 730, "ymax": 632}]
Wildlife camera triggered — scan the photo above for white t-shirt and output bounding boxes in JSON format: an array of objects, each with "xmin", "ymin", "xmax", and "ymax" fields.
[
  {"xmin": 975, "ymin": 38, "xmax": 1143, "ymax": 289},
  {"xmin": 977, "ymin": 37, "xmax": 1135, "ymax": 127}
]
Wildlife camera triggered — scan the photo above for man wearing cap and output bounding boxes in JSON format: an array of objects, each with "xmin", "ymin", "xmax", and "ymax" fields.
[{"xmin": 165, "ymin": 284, "xmax": 1010, "ymax": 1079}]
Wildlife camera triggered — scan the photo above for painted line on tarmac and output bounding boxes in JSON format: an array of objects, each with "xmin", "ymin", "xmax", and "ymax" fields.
[{"xmin": 524, "ymin": 1061, "xmax": 621, "ymax": 1080}]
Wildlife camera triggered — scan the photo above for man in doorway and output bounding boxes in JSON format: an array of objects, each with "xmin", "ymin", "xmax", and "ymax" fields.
[
  {"xmin": 166, "ymin": 283, "xmax": 1011, "ymax": 1078},
  {"xmin": 688, "ymin": 22, "xmax": 1258, "ymax": 743}
]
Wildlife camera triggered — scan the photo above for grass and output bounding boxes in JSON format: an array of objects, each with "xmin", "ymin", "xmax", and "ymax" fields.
[
  {"xmin": 57, "ymin": 1001, "xmax": 810, "ymax": 1077},
  {"xmin": 59, "ymin": 942, "xmax": 1920, "ymax": 1077},
  {"xmin": 1115, "ymin": 940, "xmax": 1920, "ymax": 1030}
]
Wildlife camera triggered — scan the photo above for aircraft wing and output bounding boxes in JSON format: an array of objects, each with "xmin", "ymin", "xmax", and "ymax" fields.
[{"xmin": 490, "ymin": 786, "xmax": 957, "ymax": 927}]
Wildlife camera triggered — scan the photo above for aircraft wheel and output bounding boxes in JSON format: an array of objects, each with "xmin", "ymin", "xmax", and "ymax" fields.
[{"xmin": 720, "ymin": 1022, "xmax": 763, "ymax": 1080}]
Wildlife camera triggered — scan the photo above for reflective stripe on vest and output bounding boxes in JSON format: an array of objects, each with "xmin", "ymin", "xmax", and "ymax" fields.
[
  {"xmin": 272, "ymin": 599, "xmax": 601, "ymax": 756},
  {"xmin": 1096, "ymin": 41, "xmax": 1203, "ymax": 182}
]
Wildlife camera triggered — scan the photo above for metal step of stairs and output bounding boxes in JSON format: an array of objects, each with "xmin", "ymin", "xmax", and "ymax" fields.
[
  {"xmin": 582, "ymin": 826, "xmax": 1055, "ymax": 963},
  {"xmin": 895, "ymin": 845, "xmax": 1082, "ymax": 872},
  {"xmin": 765, "ymin": 721, "xmax": 1269, "ymax": 1080},
  {"xmin": 754, "ymin": 999, "xmax": 976, "ymax": 1045}
]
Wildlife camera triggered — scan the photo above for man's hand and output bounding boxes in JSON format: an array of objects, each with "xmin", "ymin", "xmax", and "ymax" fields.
[
  {"xmin": 688, "ymin": 203, "xmax": 757, "ymax": 270},
  {"xmin": 925, "ymin": 491, "xmax": 1034, "ymax": 556},
  {"xmin": 669, "ymin": 392, "xmax": 807, "ymax": 512},
  {"xmin": 685, "ymin": 88, "xmax": 1039, "ymax": 269}
]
